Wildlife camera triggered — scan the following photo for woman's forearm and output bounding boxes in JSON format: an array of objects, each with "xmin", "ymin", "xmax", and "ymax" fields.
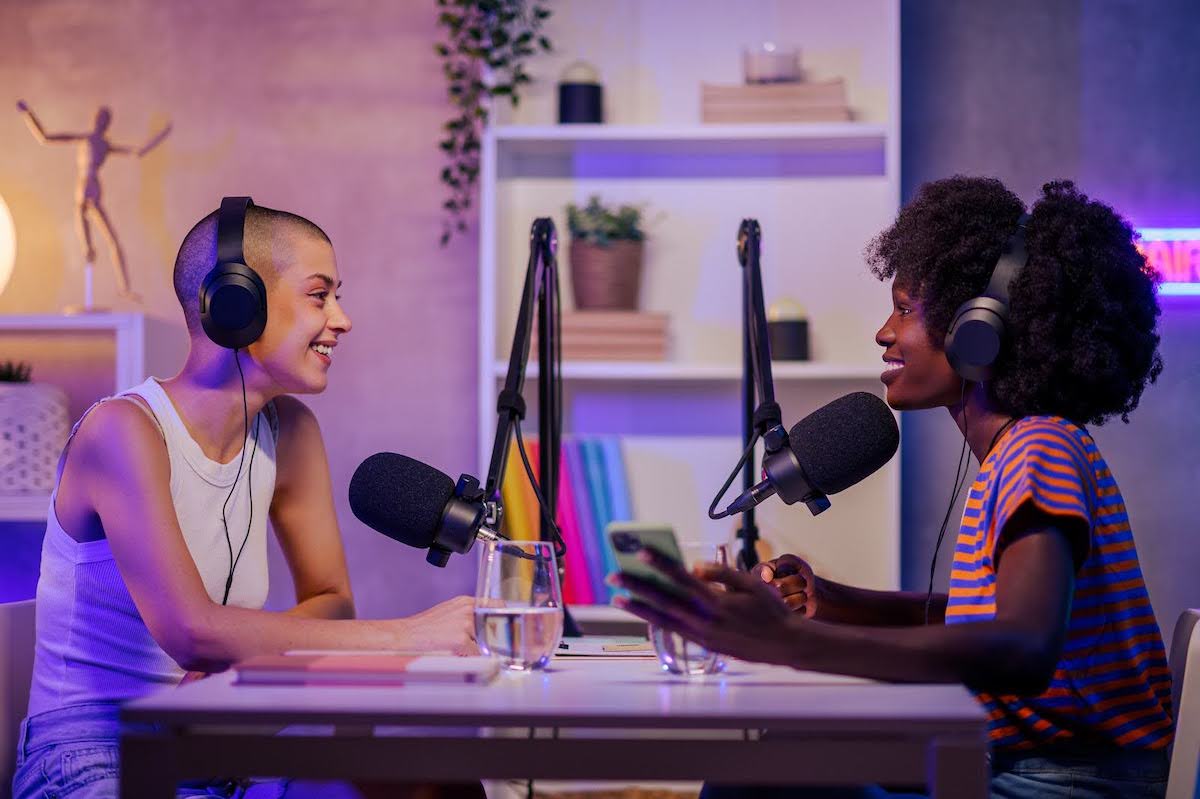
[
  {"xmin": 781, "ymin": 614, "xmax": 1055, "ymax": 695},
  {"xmin": 816, "ymin": 578, "xmax": 947, "ymax": 626},
  {"xmin": 179, "ymin": 605, "xmax": 401, "ymax": 672}
]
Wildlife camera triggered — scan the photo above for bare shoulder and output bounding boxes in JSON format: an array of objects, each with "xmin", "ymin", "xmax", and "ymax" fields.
[
  {"xmin": 270, "ymin": 396, "xmax": 329, "ymax": 496},
  {"xmin": 56, "ymin": 398, "xmax": 168, "ymax": 538},
  {"xmin": 272, "ymin": 395, "xmax": 321, "ymax": 443},
  {"xmin": 72, "ymin": 397, "xmax": 166, "ymax": 466}
]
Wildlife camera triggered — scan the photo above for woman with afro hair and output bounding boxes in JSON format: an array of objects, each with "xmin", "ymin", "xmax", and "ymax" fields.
[{"xmin": 612, "ymin": 177, "xmax": 1173, "ymax": 798}]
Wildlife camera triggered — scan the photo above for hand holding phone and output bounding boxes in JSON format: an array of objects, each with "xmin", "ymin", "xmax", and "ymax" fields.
[{"xmin": 606, "ymin": 523, "xmax": 686, "ymax": 599}]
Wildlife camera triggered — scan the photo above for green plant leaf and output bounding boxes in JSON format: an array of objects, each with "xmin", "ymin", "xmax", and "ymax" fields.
[{"xmin": 437, "ymin": 0, "xmax": 553, "ymax": 246}]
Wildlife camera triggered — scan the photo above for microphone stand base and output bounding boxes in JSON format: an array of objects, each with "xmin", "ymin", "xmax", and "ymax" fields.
[{"xmin": 562, "ymin": 604, "xmax": 582, "ymax": 637}]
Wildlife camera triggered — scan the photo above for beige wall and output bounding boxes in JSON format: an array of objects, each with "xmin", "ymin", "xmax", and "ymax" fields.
[{"xmin": 0, "ymin": 0, "xmax": 481, "ymax": 617}]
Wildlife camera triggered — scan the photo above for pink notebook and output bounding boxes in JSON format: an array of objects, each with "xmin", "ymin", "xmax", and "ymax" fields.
[{"xmin": 234, "ymin": 651, "xmax": 500, "ymax": 686}]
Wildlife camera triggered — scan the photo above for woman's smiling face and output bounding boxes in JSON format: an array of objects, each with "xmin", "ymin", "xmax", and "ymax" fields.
[
  {"xmin": 248, "ymin": 234, "xmax": 351, "ymax": 395},
  {"xmin": 875, "ymin": 282, "xmax": 962, "ymax": 411}
]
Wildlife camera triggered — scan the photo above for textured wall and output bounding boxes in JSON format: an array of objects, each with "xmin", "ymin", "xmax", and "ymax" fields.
[
  {"xmin": 901, "ymin": 0, "xmax": 1200, "ymax": 648},
  {"xmin": 0, "ymin": 0, "xmax": 480, "ymax": 617}
]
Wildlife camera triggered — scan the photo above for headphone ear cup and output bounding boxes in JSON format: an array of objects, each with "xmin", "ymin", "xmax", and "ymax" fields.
[
  {"xmin": 945, "ymin": 297, "xmax": 1008, "ymax": 382},
  {"xmin": 200, "ymin": 262, "xmax": 268, "ymax": 350}
]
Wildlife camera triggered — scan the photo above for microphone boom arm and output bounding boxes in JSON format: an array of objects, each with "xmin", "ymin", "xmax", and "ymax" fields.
[
  {"xmin": 484, "ymin": 219, "xmax": 556, "ymax": 510},
  {"xmin": 482, "ymin": 219, "xmax": 580, "ymax": 636}
]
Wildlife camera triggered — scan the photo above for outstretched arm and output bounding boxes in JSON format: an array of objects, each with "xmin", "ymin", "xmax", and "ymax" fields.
[
  {"xmin": 73, "ymin": 400, "xmax": 475, "ymax": 675},
  {"xmin": 16, "ymin": 100, "xmax": 83, "ymax": 144},
  {"xmin": 616, "ymin": 523, "xmax": 1076, "ymax": 696},
  {"xmin": 754, "ymin": 553, "xmax": 948, "ymax": 625},
  {"xmin": 135, "ymin": 122, "xmax": 172, "ymax": 157}
]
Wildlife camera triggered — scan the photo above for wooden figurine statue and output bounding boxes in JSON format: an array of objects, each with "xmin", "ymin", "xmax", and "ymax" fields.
[{"xmin": 16, "ymin": 100, "xmax": 171, "ymax": 306}]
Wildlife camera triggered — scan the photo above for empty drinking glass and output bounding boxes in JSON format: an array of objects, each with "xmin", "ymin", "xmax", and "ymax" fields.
[
  {"xmin": 475, "ymin": 539, "xmax": 564, "ymax": 671},
  {"xmin": 649, "ymin": 542, "xmax": 729, "ymax": 676}
]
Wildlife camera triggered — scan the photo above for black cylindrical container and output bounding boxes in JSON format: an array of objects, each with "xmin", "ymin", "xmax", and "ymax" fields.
[
  {"xmin": 558, "ymin": 82, "xmax": 603, "ymax": 124},
  {"xmin": 767, "ymin": 319, "xmax": 810, "ymax": 361}
]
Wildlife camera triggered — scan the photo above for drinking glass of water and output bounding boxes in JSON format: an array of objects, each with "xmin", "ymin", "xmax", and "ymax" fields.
[
  {"xmin": 649, "ymin": 542, "xmax": 729, "ymax": 676},
  {"xmin": 475, "ymin": 539, "xmax": 564, "ymax": 671}
]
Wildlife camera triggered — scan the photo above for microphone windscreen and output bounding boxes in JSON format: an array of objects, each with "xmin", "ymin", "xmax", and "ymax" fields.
[
  {"xmin": 788, "ymin": 392, "xmax": 899, "ymax": 494},
  {"xmin": 348, "ymin": 453, "xmax": 454, "ymax": 549}
]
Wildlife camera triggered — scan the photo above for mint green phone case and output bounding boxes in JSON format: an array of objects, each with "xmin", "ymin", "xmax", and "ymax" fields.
[{"xmin": 606, "ymin": 522, "xmax": 685, "ymax": 598}]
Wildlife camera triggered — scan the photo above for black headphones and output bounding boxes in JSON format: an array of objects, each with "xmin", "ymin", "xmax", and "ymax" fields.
[
  {"xmin": 200, "ymin": 196, "xmax": 268, "ymax": 350},
  {"xmin": 944, "ymin": 213, "xmax": 1031, "ymax": 382}
]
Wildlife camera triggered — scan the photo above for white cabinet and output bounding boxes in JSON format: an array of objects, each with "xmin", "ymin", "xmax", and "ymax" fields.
[
  {"xmin": 0, "ymin": 313, "xmax": 186, "ymax": 521},
  {"xmin": 477, "ymin": 0, "xmax": 901, "ymax": 590}
]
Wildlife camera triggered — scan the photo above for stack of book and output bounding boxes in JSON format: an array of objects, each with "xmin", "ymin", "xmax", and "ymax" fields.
[
  {"xmin": 700, "ymin": 78, "xmax": 851, "ymax": 123},
  {"xmin": 533, "ymin": 311, "xmax": 669, "ymax": 361}
]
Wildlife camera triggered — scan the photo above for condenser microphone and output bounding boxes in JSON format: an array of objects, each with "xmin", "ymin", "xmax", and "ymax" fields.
[
  {"xmin": 717, "ymin": 392, "xmax": 899, "ymax": 518},
  {"xmin": 349, "ymin": 452, "xmax": 500, "ymax": 567}
]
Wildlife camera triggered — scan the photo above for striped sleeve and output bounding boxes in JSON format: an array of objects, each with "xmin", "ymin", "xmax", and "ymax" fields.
[{"xmin": 990, "ymin": 421, "xmax": 1094, "ymax": 567}]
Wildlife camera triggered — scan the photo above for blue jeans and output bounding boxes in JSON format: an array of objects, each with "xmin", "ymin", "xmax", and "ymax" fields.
[
  {"xmin": 11, "ymin": 702, "xmax": 300, "ymax": 798},
  {"xmin": 700, "ymin": 742, "xmax": 1169, "ymax": 799}
]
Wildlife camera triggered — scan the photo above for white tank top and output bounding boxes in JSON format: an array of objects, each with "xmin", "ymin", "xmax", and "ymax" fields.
[{"xmin": 26, "ymin": 378, "xmax": 277, "ymax": 715}]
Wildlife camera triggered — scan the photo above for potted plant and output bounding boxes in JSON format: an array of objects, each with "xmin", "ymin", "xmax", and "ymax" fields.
[
  {"xmin": 0, "ymin": 361, "xmax": 69, "ymax": 494},
  {"xmin": 566, "ymin": 196, "xmax": 646, "ymax": 310}
]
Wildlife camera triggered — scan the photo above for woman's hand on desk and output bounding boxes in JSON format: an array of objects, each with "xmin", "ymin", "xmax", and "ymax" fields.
[
  {"xmin": 393, "ymin": 595, "xmax": 478, "ymax": 656},
  {"xmin": 611, "ymin": 547, "xmax": 798, "ymax": 665}
]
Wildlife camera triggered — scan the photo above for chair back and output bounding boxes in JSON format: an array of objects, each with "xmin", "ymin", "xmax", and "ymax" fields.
[
  {"xmin": 1167, "ymin": 608, "xmax": 1200, "ymax": 799},
  {"xmin": 0, "ymin": 599, "xmax": 35, "ymax": 799}
]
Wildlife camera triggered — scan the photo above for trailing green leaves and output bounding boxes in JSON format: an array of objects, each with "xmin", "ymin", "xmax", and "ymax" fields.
[{"xmin": 436, "ymin": 0, "xmax": 553, "ymax": 246}]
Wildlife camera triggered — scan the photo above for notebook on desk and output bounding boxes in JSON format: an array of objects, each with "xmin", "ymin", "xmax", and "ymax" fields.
[
  {"xmin": 234, "ymin": 651, "xmax": 501, "ymax": 686},
  {"xmin": 555, "ymin": 637, "xmax": 656, "ymax": 657}
]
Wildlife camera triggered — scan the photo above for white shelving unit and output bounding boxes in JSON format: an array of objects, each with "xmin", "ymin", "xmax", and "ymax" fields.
[
  {"xmin": 0, "ymin": 313, "xmax": 187, "ymax": 521},
  {"xmin": 0, "ymin": 313, "xmax": 151, "ymax": 390},
  {"xmin": 477, "ymin": 0, "xmax": 901, "ymax": 590}
]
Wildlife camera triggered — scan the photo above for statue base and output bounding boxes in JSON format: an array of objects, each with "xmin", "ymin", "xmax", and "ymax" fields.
[
  {"xmin": 63, "ymin": 261, "xmax": 102, "ymax": 315},
  {"xmin": 62, "ymin": 304, "xmax": 110, "ymax": 316}
]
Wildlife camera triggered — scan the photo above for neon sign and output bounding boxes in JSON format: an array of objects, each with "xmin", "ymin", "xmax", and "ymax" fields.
[{"xmin": 1136, "ymin": 229, "xmax": 1200, "ymax": 296}]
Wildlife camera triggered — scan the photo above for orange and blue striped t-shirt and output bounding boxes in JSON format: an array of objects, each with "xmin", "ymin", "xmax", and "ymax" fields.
[{"xmin": 944, "ymin": 415, "xmax": 1173, "ymax": 751}]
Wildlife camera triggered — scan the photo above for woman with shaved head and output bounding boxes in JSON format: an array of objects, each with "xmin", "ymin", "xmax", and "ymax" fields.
[{"xmin": 13, "ymin": 200, "xmax": 479, "ymax": 799}]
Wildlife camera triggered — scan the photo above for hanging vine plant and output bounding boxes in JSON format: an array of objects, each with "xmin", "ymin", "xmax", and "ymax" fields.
[{"xmin": 436, "ymin": 0, "xmax": 553, "ymax": 246}]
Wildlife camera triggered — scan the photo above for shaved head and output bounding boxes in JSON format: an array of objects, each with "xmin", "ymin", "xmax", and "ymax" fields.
[{"xmin": 173, "ymin": 204, "xmax": 331, "ymax": 334}]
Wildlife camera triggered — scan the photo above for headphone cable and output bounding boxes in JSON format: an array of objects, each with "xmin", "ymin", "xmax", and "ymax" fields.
[
  {"xmin": 221, "ymin": 349, "xmax": 257, "ymax": 606},
  {"xmin": 924, "ymin": 380, "xmax": 972, "ymax": 624}
]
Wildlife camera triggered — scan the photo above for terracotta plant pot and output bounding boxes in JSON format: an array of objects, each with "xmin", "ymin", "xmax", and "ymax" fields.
[{"xmin": 569, "ymin": 239, "xmax": 644, "ymax": 310}]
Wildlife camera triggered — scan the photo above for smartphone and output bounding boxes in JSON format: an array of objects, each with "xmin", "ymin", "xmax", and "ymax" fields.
[{"xmin": 606, "ymin": 522, "xmax": 686, "ymax": 599}]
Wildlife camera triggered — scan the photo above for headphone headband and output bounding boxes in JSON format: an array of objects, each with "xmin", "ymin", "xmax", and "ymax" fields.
[
  {"xmin": 216, "ymin": 197, "xmax": 253, "ymax": 267},
  {"xmin": 981, "ymin": 213, "xmax": 1029, "ymax": 307},
  {"xmin": 201, "ymin": 196, "xmax": 267, "ymax": 350},
  {"xmin": 943, "ymin": 212, "xmax": 1031, "ymax": 382}
]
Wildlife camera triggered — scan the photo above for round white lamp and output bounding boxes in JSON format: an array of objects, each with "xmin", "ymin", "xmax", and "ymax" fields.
[{"xmin": 0, "ymin": 194, "xmax": 15, "ymax": 297}]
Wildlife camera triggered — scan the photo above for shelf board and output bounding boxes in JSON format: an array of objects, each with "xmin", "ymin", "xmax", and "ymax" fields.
[
  {"xmin": 0, "ymin": 493, "xmax": 51, "ymax": 521},
  {"xmin": 491, "ymin": 123, "xmax": 887, "ymax": 157},
  {"xmin": 0, "ymin": 312, "xmax": 142, "ymax": 331},
  {"xmin": 493, "ymin": 361, "xmax": 883, "ymax": 382}
]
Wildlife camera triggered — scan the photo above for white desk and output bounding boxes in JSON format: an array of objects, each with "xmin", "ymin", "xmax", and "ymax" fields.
[{"xmin": 120, "ymin": 657, "xmax": 989, "ymax": 798}]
